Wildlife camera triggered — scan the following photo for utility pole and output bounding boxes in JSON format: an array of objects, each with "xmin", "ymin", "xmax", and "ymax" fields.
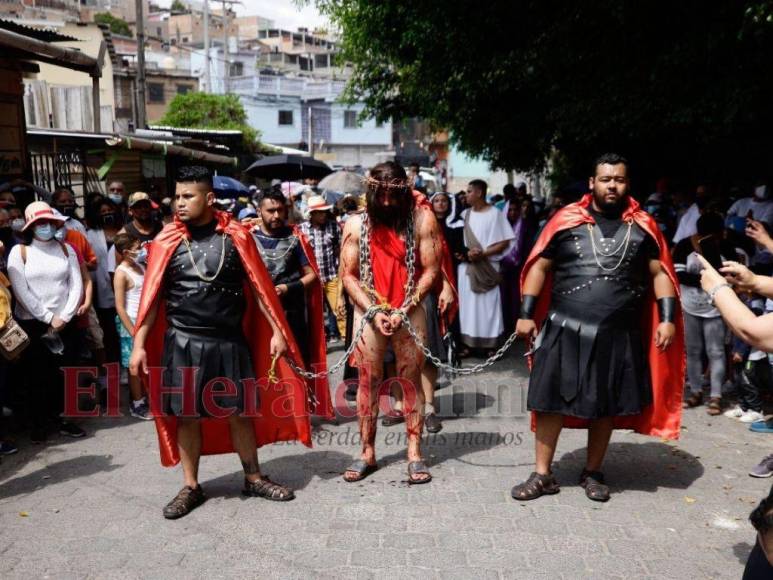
[
  {"xmin": 308, "ymin": 106, "xmax": 313, "ymax": 156},
  {"xmin": 135, "ymin": 0, "xmax": 146, "ymax": 129},
  {"xmin": 203, "ymin": 0, "xmax": 210, "ymax": 92},
  {"xmin": 222, "ymin": 0, "xmax": 229, "ymax": 93}
]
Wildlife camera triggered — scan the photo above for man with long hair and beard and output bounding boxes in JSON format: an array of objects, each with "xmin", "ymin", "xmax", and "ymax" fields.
[
  {"xmin": 340, "ymin": 161, "xmax": 443, "ymax": 484},
  {"xmin": 513, "ymin": 153, "xmax": 684, "ymax": 503}
]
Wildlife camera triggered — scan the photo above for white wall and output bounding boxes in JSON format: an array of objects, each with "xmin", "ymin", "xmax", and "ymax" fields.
[
  {"xmin": 242, "ymin": 96, "xmax": 302, "ymax": 145},
  {"xmin": 329, "ymin": 103, "xmax": 391, "ymax": 146}
]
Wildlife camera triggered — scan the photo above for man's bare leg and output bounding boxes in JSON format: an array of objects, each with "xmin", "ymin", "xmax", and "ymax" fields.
[
  {"xmin": 344, "ymin": 308, "xmax": 387, "ymax": 480},
  {"xmin": 535, "ymin": 412, "xmax": 564, "ymax": 475},
  {"xmin": 177, "ymin": 417, "xmax": 202, "ymax": 488},
  {"xmin": 585, "ymin": 416, "xmax": 614, "ymax": 472},
  {"xmin": 228, "ymin": 415, "xmax": 262, "ymax": 482},
  {"xmin": 421, "ymin": 364, "xmax": 437, "ymax": 409},
  {"xmin": 394, "ymin": 306, "xmax": 428, "ymax": 481}
]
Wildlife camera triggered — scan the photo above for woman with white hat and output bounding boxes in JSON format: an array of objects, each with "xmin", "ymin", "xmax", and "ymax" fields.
[{"xmin": 6, "ymin": 201, "xmax": 84, "ymax": 442}]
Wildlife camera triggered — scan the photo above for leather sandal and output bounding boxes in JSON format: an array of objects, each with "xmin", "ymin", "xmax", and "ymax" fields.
[
  {"xmin": 683, "ymin": 392, "xmax": 703, "ymax": 408},
  {"xmin": 343, "ymin": 459, "xmax": 378, "ymax": 482},
  {"xmin": 425, "ymin": 413, "xmax": 443, "ymax": 434},
  {"xmin": 580, "ymin": 470, "xmax": 610, "ymax": 502},
  {"xmin": 707, "ymin": 397, "xmax": 722, "ymax": 416},
  {"xmin": 242, "ymin": 477, "xmax": 295, "ymax": 501},
  {"xmin": 162, "ymin": 485, "xmax": 207, "ymax": 519},
  {"xmin": 407, "ymin": 460, "xmax": 432, "ymax": 484},
  {"xmin": 510, "ymin": 472, "xmax": 560, "ymax": 500}
]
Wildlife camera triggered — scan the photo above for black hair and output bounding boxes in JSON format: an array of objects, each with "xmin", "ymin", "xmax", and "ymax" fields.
[
  {"xmin": 502, "ymin": 183, "xmax": 516, "ymax": 200},
  {"xmin": 593, "ymin": 153, "xmax": 629, "ymax": 175},
  {"xmin": 259, "ymin": 190, "xmax": 287, "ymax": 206},
  {"xmin": 85, "ymin": 197, "xmax": 123, "ymax": 230},
  {"xmin": 696, "ymin": 211, "xmax": 725, "ymax": 236},
  {"xmin": 750, "ymin": 484, "xmax": 773, "ymax": 534},
  {"xmin": 177, "ymin": 165, "xmax": 213, "ymax": 190},
  {"xmin": 468, "ymin": 179, "xmax": 488, "ymax": 197},
  {"xmin": 113, "ymin": 231, "xmax": 140, "ymax": 254},
  {"xmin": 366, "ymin": 161, "xmax": 413, "ymax": 230}
]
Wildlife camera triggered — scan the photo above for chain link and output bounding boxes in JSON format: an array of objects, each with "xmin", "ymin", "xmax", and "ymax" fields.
[{"xmin": 283, "ymin": 210, "xmax": 519, "ymax": 380}]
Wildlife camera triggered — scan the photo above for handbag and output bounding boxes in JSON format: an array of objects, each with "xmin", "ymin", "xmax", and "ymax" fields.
[{"xmin": 0, "ymin": 317, "xmax": 29, "ymax": 361}]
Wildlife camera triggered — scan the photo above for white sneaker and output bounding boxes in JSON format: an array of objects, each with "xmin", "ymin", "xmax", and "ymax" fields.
[
  {"xmin": 723, "ymin": 405, "xmax": 744, "ymax": 419},
  {"xmin": 739, "ymin": 410, "xmax": 766, "ymax": 423}
]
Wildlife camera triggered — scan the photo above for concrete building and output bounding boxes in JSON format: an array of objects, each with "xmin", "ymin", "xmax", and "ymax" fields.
[
  {"xmin": 231, "ymin": 75, "xmax": 392, "ymax": 169},
  {"xmin": 255, "ymin": 28, "xmax": 346, "ymax": 78},
  {"xmin": 233, "ymin": 15, "xmax": 274, "ymax": 41}
]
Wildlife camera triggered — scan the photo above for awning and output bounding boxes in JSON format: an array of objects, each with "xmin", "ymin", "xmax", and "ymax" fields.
[
  {"xmin": 0, "ymin": 23, "xmax": 103, "ymax": 76},
  {"xmin": 105, "ymin": 135, "xmax": 237, "ymax": 166}
]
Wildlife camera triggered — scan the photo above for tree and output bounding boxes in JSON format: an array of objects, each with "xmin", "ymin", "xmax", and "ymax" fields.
[
  {"xmin": 170, "ymin": 0, "xmax": 188, "ymax": 13},
  {"xmin": 94, "ymin": 12, "xmax": 132, "ymax": 38},
  {"xmin": 159, "ymin": 92, "xmax": 263, "ymax": 153},
  {"xmin": 317, "ymin": 1, "xmax": 773, "ymax": 187}
]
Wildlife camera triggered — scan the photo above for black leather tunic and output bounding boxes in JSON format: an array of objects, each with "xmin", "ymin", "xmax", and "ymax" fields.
[{"xmin": 164, "ymin": 220, "xmax": 246, "ymax": 337}]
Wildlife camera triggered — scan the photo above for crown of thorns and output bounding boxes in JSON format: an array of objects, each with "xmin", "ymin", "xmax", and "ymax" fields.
[{"xmin": 363, "ymin": 175, "xmax": 410, "ymax": 189}]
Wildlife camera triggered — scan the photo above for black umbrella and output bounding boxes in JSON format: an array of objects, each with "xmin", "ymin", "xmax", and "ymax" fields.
[{"xmin": 244, "ymin": 154, "xmax": 333, "ymax": 181}]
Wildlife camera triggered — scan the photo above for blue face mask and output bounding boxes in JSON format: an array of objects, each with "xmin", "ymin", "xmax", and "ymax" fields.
[
  {"xmin": 34, "ymin": 223, "xmax": 55, "ymax": 241},
  {"xmin": 136, "ymin": 247, "xmax": 148, "ymax": 264}
]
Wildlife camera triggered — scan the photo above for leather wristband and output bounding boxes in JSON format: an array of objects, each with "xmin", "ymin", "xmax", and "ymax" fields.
[
  {"xmin": 520, "ymin": 295, "xmax": 538, "ymax": 320},
  {"xmin": 657, "ymin": 297, "xmax": 676, "ymax": 323}
]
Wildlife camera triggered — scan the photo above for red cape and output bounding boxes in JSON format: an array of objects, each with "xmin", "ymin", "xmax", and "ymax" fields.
[
  {"xmin": 292, "ymin": 225, "xmax": 334, "ymax": 419},
  {"xmin": 135, "ymin": 211, "xmax": 312, "ymax": 467},
  {"xmin": 520, "ymin": 194, "xmax": 685, "ymax": 439}
]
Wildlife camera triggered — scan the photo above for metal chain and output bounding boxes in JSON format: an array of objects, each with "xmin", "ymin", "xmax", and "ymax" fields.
[
  {"xmin": 396, "ymin": 310, "xmax": 520, "ymax": 375},
  {"xmin": 282, "ymin": 209, "xmax": 518, "ymax": 380}
]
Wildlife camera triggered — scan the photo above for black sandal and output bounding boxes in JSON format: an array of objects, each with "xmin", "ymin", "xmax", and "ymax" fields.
[
  {"xmin": 407, "ymin": 460, "xmax": 432, "ymax": 484},
  {"xmin": 242, "ymin": 477, "xmax": 295, "ymax": 501},
  {"xmin": 580, "ymin": 470, "xmax": 610, "ymax": 502},
  {"xmin": 343, "ymin": 459, "xmax": 378, "ymax": 482},
  {"xmin": 425, "ymin": 413, "xmax": 443, "ymax": 434},
  {"xmin": 162, "ymin": 485, "xmax": 207, "ymax": 519},
  {"xmin": 510, "ymin": 472, "xmax": 560, "ymax": 501},
  {"xmin": 381, "ymin": 413, "xmax": 405, "ymax": 427}
]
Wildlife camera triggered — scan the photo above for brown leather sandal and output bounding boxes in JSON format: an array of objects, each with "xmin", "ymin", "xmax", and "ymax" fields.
[
  {"xmin": 510, "ymin": 472, "xmax": 560, "ymax": 500},
  {"xmin": 162, "ymin": 485, "xmax": 207, "ymax": 519},
  {"xmin": 683, "ymin": 392, "xmax": 703, "ymax": 409},
  {"xmin": 707, "ymin": 397, "xmax": 722, "ymax": 416},
  {"xmin": 242, "ymin": 477, "xmax": 295, "ymax": 501},
  {"xmin": 580, "ymin": 470, "xmax": 610, "ymax": 502}
]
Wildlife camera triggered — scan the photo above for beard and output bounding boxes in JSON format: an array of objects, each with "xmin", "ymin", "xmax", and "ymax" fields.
[
  {"xmin": 367, "ymin": 188, "xmax": 414, "ymax": 231},
  {"xmin": 592, "ymin": 190, "xmax": 627, "ymax": 214}
]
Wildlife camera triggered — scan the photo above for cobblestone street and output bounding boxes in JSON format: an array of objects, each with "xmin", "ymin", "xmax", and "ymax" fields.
[{"xmin": 0, "ymin": 347, "xmax": 769, "ymax": 579}]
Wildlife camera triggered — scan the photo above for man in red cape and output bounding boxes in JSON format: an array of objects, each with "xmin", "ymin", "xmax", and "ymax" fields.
[
  {"xmin": 340, "ymin": 161, "xmax": 443, "ymax": 485},
  {"xmin": 130, "ymin": 166, "xmax": 311, "ymax": 519},
  {"xmin": 512, "ymin": 154, "xmax": 684, "ymax": 503}
]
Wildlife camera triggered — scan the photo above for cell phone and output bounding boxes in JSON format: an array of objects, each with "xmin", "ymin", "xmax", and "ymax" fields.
[
  {"xmin": 699, "ymin": 237, "xmax": 723, "ymax": 270},
  {"xmin": 747, "ymin": 210, "xmax": 755, "ymax": 220}
]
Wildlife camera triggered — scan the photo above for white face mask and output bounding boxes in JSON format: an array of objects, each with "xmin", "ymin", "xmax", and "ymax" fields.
[
  {"xmin": 10, "ymin": 218, "xmax": 24, "ymax": 232},
  {"xmin": 754, "ymin": 185, "xmax": 769, "ymax": 201}
]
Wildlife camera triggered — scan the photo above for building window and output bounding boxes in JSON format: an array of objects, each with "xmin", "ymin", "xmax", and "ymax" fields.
[
  {"xmin": 156, "ymin": 27, "xmax": 162, "ymax": 36},
  {"xmin": 229, "ymin": 61, "xmax": 244, "ymax": 77},
  {"xmin": 148, "ymin": 83, "xmax": 165, "ymax": 103},
  {"xmin": 278, "ymin": 110, "xmax": 293, "ymax": 126},
  {"xmin": 182, "ymin": 36, "xmax": 189, "ymax": 43},
  {"xmin": 344, "ymin": 110, "xmax": 357, "ymax": 128},
  {"xmin": 176, "ymin": 85, "xmax": 192, "ymax": 95}
]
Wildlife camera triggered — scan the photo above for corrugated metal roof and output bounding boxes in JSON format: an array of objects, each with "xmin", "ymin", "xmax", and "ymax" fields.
[
  {"xmin": 148, "ymin": 125, "xmax": 244, "ymax": 136},
  {"xmin": 0, "ymin": 19, "xmax": 79, "ymax": 43}
]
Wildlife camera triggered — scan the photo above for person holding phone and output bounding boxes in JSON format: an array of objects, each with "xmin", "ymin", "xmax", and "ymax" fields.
[{"xmin": 673, "ymin": 212, "xmax": 739, "ymax": 415}]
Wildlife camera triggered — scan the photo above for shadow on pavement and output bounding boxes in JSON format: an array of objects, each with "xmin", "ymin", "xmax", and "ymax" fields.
[
  {"xmin": 201, "ymin": 450, "xmax": 354, "ymax": 497},
  {"xmin": 0, "ymin": 455, "xmax": 120, "ymax": 499},
  {"xmin": 732, "ymin": 541, "xmax": 754, "ymax": 565},
  {"xmin": 554, "ymin": 441, "xmax": 704, "ymax": 491}
]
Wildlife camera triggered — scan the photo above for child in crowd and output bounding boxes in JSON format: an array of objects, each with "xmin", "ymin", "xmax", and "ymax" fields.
[
  {"xmin": 725, "ymin": 294, "xmax": 769, "ymax": 424},
  {"xmin": 112, "ymin": 232, "xmax": 150, "ymax": 420}
]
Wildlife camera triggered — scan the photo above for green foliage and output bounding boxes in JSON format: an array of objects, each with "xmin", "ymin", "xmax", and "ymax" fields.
[
  {"xmin": 94, "ymin": 12, "xmax": 132, "ymax": 38},
  {"xmin": 317, "ymin": 1, "xmax": 773, "ymax": 184},
  {"xmin": 170, "ymin": 0, "xmax": 188, "ymax": 13},
  {"xmin": 159, "ymin": 93, "xmax": 262, "ymax": 153}
]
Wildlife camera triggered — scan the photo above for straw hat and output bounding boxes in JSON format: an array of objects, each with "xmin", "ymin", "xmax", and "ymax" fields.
[{"xmin": 22, "ymin": 201, "xmax": 66, "ymax": 232}]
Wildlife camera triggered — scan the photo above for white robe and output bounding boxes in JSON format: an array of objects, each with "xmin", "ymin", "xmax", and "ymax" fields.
[{"xmin": 458, "ymin": 206, "xmax": 516, "ymax": 348}]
